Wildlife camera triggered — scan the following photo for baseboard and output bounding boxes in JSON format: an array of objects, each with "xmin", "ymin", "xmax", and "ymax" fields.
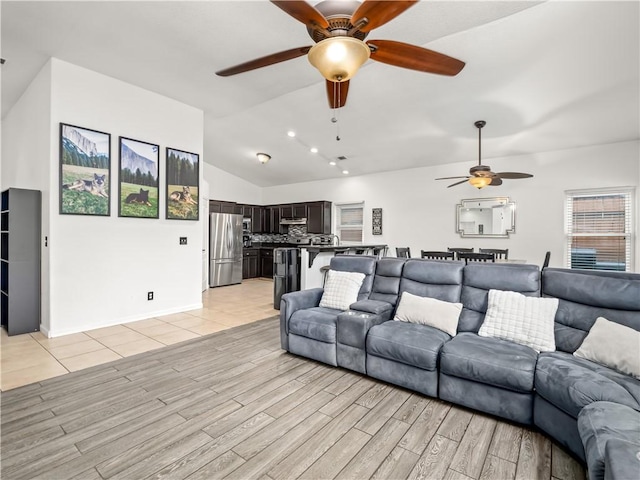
[{"xmin": 45, "ymin": 302, "xmax": 204, "ymax": 338}]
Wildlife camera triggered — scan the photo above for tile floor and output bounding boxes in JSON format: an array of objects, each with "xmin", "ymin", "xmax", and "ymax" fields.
[{"xmin": 0, "ymin": 278, "xmax": 277, "ymax": 391}]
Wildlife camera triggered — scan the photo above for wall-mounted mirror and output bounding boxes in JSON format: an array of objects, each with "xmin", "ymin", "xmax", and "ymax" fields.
[{"xmin": 456, "ymin": 197, "xmax": 516, "ymax": 238}]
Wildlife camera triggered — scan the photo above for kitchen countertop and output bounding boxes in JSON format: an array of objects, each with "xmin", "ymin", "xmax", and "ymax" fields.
[{"xmin": 301, "ymin": 244, "xmax": 387, "ymax": 252}]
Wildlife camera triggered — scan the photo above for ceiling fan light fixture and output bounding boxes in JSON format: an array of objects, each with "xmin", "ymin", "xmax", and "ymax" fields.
[
  {"xmin": 308, "ymin": 37, "xmax": 370, "ymax": 82},
  {"xmin": 469, "ymin": 176, "xmax": 492, "ymax": 189},
  {"xmin": 256, "ymin": 152, "xmax": 271, "ymax": 164}
]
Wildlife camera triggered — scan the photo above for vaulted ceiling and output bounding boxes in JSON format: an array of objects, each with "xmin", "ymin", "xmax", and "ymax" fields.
[{"xmin": 2, "ymin": 1, "xmax": 638, "ymax": 187}]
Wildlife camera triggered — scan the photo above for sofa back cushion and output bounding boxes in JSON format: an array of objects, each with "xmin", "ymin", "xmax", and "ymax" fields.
[
  {"xmin": 460, "ymin": 263, "xmax": 541, "ymax": 333},
  {"xmin": 542, "ymin": 268, "xmax": 640, "ymax": 353},
  {"xmin": 369, "ymin": 257, "xmax": 406, "ymax": 306},
  {"xmin": 397, "ymin": 260, "xmax": 464, "ymax": 313},
  {"xmin": 329, "ymin": 255, "xmax": 377, "ymax": 300}
]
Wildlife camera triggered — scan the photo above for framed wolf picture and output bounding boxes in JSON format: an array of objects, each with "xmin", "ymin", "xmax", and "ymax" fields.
[
  {"xmin": 59, "ymin": 123, "xmax": 111, "ymax": 216},
  {"xmin": 118, "ymin": 137, "xmax": 160, "ymax": 219},
  {"xmin": 166, "ymin": 148, "xmax": 199, "ymax": 220}
]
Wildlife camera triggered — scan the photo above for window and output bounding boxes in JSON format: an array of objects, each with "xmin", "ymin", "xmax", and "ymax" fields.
[
  {"xmin": 336, "ymin": 202, "xmax": 364, "ymax": 244},
  {"xmin": 565, "ymin": 188, "xmax": 634, "ymax": 271}
]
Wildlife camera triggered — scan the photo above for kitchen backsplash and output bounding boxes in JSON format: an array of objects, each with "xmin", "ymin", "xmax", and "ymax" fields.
[{"xmin": 250, "ymin": 225, "xmax": 335, "ymax": 244}]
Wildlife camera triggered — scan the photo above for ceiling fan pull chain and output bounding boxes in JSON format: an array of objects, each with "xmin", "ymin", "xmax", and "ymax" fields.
[{"xmin": 333, "ymin": 81, "xmax": 341, "ymax": 141}]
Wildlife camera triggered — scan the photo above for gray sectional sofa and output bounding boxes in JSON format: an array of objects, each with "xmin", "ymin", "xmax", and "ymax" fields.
[{"xmin": 279, "ymin": 256, "xmax": 640, "ymax": 480}]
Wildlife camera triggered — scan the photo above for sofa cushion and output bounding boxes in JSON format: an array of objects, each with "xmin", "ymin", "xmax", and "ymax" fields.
[
  {"xmin": 394, "ymin": 291, "xmax": 462, "ymax": 336},
  {"xmin": 574, "ymin": 317, "xmax": 640, "ymax": 379},
  {"xmin": 289, "ymin": 307, "xmax": 342, "ymax": 343},
  {"xmin": 367, "ymin": 321, "xmax": 450, "ymax": 372},
  {"xmin": 319, "ymin": 270, "xmax": 365, "ymax": 311},
  {"xmin": 329, "ymin": 255, "xmax": 377, "ymax": 301},
  {"xmin": 536, "ymin": 352, "xmax": 640, "ymax": 419},
  {"xmin": 478, "ymin": 289, "xmax": 557, "ymax": 352},
  {"xmin": 577, "ymin": 401, "xmax": 640, "ymax": 480},
  {"xmin": 440, "ymin": 332, "xmax": 538, "ymax": 393}
]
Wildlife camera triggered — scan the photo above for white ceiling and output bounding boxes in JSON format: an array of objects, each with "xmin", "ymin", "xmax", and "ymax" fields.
[{"xmin": 2, "ymin": 1, "xmax": 639, "ymax": 187}]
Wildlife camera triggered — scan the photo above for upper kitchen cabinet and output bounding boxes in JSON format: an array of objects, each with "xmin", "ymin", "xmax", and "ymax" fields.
[
  {"xmin": 263, "ymin": 205, "xmax": 281, "ymax": 234},
  {"xmin": 281, "ymin": 203, "xmax": 308, "ymax": 219},
  {"xmin": 307, "ymin": 201, "xmax": 332, "ymax": 234},
  {"xmin": 251, "ymin": 207, "xmax": 264, "ymax": 233},
  {"xmin": 209, "ymin": 200, "xmax": 242, "ymax": 215}
]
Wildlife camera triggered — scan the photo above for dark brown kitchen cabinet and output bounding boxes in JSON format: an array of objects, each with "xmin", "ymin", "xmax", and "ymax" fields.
[
  {"xmin": 280, "ymin": 204, "xmax": 293, "ymax": 219},
  {"xmin": 293, "ymin": 203, "xmax": 307, "ymax": 218},
  {"xmin": 307, "ymin": 201, "xmax": 332, "ymax": 234},
  {"xmin": 251, "ymin": 207, "xmax": 264, "ymax": 233},
  {"xmin": 242, "ymin": 249, "xmax": 259, "ymax": 279},
  {"xmin": 242, "ymin": 205, "xmax": 252, "ymax": 218},
  {"xmin": 260, "ymin": 248, "xmax": 274, "ymax": 278},
  {"xmin": 264, "ymin": 206, "xmax": 281, "ymax": 234},
  {"xmin": 209, "ymin": 200, "xmax": 242, "ymax": 215}
]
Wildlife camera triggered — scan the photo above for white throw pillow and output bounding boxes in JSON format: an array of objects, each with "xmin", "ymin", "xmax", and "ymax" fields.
[
  {"xmin": 574, "ymin": 317, "xmax": 640, "ymax": 380},
  {"xmin": 394, "ymin": 291, "xmax": 462, "ymax": 337},
  {"xmin": 319, "ymin": 270, "xmax": 366, "ymax": 311},
  {"xmin": 478, "ymin": 289, "xmax": 558, "ymax": 352}
]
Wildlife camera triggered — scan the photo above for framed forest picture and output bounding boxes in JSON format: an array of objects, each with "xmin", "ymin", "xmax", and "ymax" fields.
[
  {"xmin": 166, "ymin": 148, "xmax": 199, "ymax": 220},
  {"xmin": 118, "ymin": 137, "xmax": 159, "ymax": 219},
  {"xmin": 59, "ymin": 123, "xmax": 111, "ymax": 216}
]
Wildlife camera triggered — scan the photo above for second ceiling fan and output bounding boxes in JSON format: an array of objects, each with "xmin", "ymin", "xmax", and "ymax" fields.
[
  {"xmin": 215, "ymin": 0, "xmax": 466, "ymax": 108},
  {"xmin": 436, "ymin": 121, "xmax": 534, "ymax": 189}
]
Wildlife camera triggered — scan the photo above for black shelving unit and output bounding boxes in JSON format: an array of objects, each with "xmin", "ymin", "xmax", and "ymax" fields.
[{"xmin": 1, "ymin": 188, "xmax": 41, "ymax": 335}]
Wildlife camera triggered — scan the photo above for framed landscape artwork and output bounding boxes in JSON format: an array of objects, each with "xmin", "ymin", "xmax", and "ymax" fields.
[
  {"xmin": 166, "ymin": 148, "xmax": 199, "ymax": 220},
  {"xmin": 59, "ymin": 123, "xmax": 111, "ymax": 216},
  {"xmin": 118, "ymin": 137, "xmax": 160, "ymax": 219}
]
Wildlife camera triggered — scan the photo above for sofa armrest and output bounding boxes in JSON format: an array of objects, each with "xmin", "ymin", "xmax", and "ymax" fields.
[
  {"xmin": 349, "ymin": 299, "xmax": 394, "ymax": 315},
  {"xmin": 279, "ymin": 288, "xmax": 324, "ymax": 350},
  {"xmin": 337, "ymin": 310, "xmax": 393, "ymax": 349}
]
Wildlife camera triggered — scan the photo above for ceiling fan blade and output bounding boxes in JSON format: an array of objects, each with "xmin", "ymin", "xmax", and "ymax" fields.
[
  {"xmin": 447, "ymin": 179, "xmax": 470, "ymax": 188},
  {"xmin": 495, "ymin": 172, "xmax": 534, "ymax": 179},
  {"xmin": 435, "ymin": 176, "xmax": 470, "ymax": 180},
  {"xmin": 215, "ymin": 46, "xmax": 311, "ymax": 76},
  {"xmin": 488, "ymin": 177, "xmax": 503, "ymax": 186},
  {"xmin": 351, "ymin": 0, "xmax": 418, "ymax": 32},
  {"xmin": 368, "ymin": 40, "xmax": 465, "ymax": 76},
  {"xmin": 326, "ymin": 79, "xmax": 350, "ymax": 109},
  {"xmin": 270, "ymin": 1, "xmax": 329, "ymax": 29}
]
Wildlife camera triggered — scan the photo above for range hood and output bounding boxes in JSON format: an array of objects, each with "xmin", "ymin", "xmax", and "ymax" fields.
[{"xmin": 280, "ymin": 218, "xmax": 307, "ymax": 225}]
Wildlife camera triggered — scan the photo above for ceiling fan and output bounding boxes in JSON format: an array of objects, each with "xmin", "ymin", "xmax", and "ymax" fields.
[
  {"xmin": 215, "ymin": 0, "xmax": 465, "ymax": 109},
  {"xmin": 436, "ymin": 120, "xmax": 534, "ymax": 189}
]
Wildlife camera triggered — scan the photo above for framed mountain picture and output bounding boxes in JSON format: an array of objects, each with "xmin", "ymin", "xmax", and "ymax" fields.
[
  {"xmin": 118, "ymin": 137, "xmax": 160, "ymax": 218},
  {"xmin": 165, "ymin": 148, "xmax": 199, "ymax": 220},
  {"xmin": 59, "ymin": 123, "xmax": 111, "ymax": 216}
]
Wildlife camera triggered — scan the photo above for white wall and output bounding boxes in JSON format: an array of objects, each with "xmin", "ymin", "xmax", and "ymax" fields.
[
  {"xmin": 3, "ymin": 58, "xmax": 206, "ymax": 337},
  {"xmin": 262, "ymin": 141, "xmax": 640, "ymax": 271},
  {"xmin": 2, "ymin": 61, "xmax": 53, "ymax": 331},
  {"xmin": 203, "ymin": 163, "xmax": 262, "ymax": 204}
]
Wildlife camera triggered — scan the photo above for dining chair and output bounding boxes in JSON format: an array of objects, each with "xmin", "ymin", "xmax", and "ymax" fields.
[
  {"xmin": 371, "ymin": 246, "xmax": 387, "ymax": 259},
  {"xmin": 421, "ymin": 250, "xmax": 455, "ymax": 260},
  {"xmin": 458, "ymin": 252, "xmax": 495, "ymax": 264},
  {"xmin": 396, "ymin": 247, "xmax": 411, "ymax": 258},
  {"xmin": 447, "ymin": 247, "xmax": 474, "ymax": 260},
  {"xmin": 542, "ymin": 251, "xmax": 551, "ymax": 269},
  {"xmin": 479, "ymin": 248, "xmax": 509, "ymax": 260}
]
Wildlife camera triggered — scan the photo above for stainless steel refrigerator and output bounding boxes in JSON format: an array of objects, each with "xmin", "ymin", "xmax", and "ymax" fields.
[{"xmin": 209, "ymin": 213, "xmax": 243, "ymax": 287}]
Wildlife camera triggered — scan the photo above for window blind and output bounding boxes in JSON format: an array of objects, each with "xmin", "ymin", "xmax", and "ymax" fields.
[
  {"xmin": 336, "ymin": 203, "xmax": 364, "ymax": 244},
  {"xmin": 565, "ymin": 188, "xmax": 634, "ymax": 271}
]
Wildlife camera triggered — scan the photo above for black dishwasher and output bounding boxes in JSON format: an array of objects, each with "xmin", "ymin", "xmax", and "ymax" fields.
[{"xmin": 273, "ymin": 248, "xmax": 300, "ymax": 309}]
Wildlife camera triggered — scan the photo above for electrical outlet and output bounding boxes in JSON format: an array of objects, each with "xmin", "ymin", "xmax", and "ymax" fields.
[
  {"xmin": 147, "ymin": 291, "xmax": 154, "ymax": 301},
  {"xmin": 179, "ymin": 237, "xmax": 187, "ymax": 245}
]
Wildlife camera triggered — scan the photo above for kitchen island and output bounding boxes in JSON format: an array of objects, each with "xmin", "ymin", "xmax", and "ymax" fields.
[{"xmin": 299, "ymin": 244, "xmax": 388, "ymax": 290}]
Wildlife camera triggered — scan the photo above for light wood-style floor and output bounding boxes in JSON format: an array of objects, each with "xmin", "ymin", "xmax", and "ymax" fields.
[
  {"xmin": 1, "ymin": 316, "xmax": 586, "ymax": 480},
  {"xmin": 0, "ymin": 278, "xmax": 277, "ymax": 391}
]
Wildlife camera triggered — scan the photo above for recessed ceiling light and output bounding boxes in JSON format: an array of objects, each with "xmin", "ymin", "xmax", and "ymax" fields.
[
  {"xmin": 342, "ymin": 170, "xmax": 349, "ymax": 175},
  {"xmin": 310, "ymin": 147, "xmax": 318, "ymax": 153},
  {"xmin": 329, "ymin": 161, "xmax": 337, "ymax": 166},
  {"xmin": 287, "ymin": 131, "xmax": 296, "ymax": 138}
]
